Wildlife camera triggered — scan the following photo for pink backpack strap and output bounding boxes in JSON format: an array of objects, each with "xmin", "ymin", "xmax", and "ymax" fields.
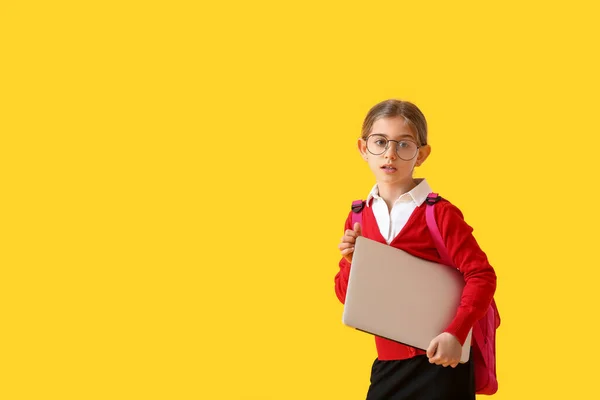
[
  {"xmin": 426, "ymin": 194, "xmax": 495, "ymax": 352},
  {"xmin": 425, "ymin": 193, "xmax": 454, "ymax": 267},
  {"xmin": 351, "ymin": 200, "xmax": 365, "ymax": 227}
]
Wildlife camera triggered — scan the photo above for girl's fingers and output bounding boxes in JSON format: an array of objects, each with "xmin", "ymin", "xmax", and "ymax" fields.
[
  {"xmin": 341, "ymin": 248, "xmax": 355, "ymax": 255},
  {"xmin": 338, "ymin": 242, "xmax": 353, "ymax": 250},
  {"xmin": 426, "ymin": 340, "xmax": 438, "ymax": 359},
  {"xmin": 429, "ymin": 355, "xmax": 446, "ymax": 365},
  {"xmin": 342, "ymin": 235, "xmax": 356, "ymax": 244},
  {"xmin": 344, "ymin": 229, "xmax": 358, "ymax": 238}
]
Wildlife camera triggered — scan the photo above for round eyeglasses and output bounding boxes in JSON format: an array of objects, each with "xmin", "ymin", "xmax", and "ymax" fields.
[{"xmin": 365, "ymin": 134, "xmax": 421, "ymax": 161}]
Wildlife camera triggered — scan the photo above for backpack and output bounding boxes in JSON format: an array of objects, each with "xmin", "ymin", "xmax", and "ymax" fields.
[{"xmin": 350, "ymin": 193, "xmax": 500, "ymax": 395}]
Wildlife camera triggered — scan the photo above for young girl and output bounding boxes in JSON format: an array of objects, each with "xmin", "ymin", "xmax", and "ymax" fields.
[{"xmin": 335, "ymin": 99, "xmax": 496, "ymax": 400}]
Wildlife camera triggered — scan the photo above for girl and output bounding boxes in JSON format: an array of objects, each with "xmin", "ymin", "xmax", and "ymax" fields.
[{"xmin": 334, "ymin": 99, "xmax": 496, "ymax": 400}]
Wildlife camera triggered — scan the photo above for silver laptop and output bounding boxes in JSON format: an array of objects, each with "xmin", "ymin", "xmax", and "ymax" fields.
[{"xmin": 342, "ymin": 236, "xmax": 472, "ymax": 363}]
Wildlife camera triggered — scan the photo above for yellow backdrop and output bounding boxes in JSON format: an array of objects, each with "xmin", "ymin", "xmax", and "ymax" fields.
[{"xmin": 2, "ymin": 1, "xmax": 599, "ymax": 399}]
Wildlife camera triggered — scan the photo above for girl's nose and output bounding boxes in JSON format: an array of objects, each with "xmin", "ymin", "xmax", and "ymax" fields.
[{"xmin": 384, "ymin": 143, "xmax": 397, "ymax": 160}]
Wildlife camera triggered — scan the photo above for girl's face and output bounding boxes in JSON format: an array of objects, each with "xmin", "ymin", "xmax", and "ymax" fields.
[{"xmin": 358, "ymin": 116, "xmax": 431, "ymax": 187}]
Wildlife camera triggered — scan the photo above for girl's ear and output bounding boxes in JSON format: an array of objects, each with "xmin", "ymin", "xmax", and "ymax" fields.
[
  {"xmin": 415, "ymin": 144, "xmax": 431, "ymax": 167},
  {"xmin": 358, "ymin": 138, "xmax": 368, "ymax": 160}
]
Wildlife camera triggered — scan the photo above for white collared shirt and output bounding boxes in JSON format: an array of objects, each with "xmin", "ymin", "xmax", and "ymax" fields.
[{"xmin": 366, "ymin": 179, "xmax": 433, "ymax": 244}]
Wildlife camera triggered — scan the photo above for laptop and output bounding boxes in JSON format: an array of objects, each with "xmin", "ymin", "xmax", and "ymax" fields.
[{"xmin": 342, "ymin": 236, "xmax": 472, "ymax": 363}]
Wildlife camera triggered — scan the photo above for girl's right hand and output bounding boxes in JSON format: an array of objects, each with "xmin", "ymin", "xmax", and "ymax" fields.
[{"xmin": 338, "ymin": 222, "xmax": 362, "ymax": 263}]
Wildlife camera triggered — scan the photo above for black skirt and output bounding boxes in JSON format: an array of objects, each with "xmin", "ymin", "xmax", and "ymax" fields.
[{"xmin": 365, "ymin": 354, "xmax": 475, "ymax": 400}]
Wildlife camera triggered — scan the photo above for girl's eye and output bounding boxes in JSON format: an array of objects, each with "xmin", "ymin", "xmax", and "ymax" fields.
[
  {"xmin": 398, "ymin": 141, "xmax": 409, "ymax": 148},
  {"xmin": 375, "ymin": 139, "xmax": 387, "ymax": 146}
]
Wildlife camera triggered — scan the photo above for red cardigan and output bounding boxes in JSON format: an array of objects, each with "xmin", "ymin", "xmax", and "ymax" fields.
[{"xmin": 335, "ymin": 198, "xmax": 496, "ymax": 361}]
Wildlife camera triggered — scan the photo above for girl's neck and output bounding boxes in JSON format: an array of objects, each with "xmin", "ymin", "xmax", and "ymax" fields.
[{"xmin": 377, "ymin": 179, "xmax": 418, "ymax": 209}]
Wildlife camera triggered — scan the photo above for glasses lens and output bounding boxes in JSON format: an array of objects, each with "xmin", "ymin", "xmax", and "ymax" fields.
[
  {"xmin": 396, "ymin": 140, "xmax": 418, "ymax": 160},
  {"xmin": 367, "ymin": 135, "xmax": 388, "ymax": 155}
]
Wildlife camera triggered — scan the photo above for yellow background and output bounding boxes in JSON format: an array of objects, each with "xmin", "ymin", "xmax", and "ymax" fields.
[{"xmin": 2, "ymin": 1, "xmax": 599, "ymax": 399}]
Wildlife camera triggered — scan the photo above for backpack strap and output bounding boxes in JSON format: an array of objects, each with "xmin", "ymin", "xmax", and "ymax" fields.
[
  {"xmin": 426, "ymin": 193, "xmax": 494, "ymax": 356},
  {"xmin": 351, "ymin": 200, "xmax": 365, "ymax": 227},
  {"xmin": 425, "ymin": 193, "xmax": 454, "ymax": 267}
]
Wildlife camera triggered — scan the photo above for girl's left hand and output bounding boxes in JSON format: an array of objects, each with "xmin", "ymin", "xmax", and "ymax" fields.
[{"xmin": 426, "ymin": 332, "xmax": 462, "ymax": 368}]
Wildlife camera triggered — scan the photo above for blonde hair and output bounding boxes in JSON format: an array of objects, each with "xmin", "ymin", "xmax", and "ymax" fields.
[{"xmin": 361, "ymin": 99, "xmax": 428, "ymax": 146}]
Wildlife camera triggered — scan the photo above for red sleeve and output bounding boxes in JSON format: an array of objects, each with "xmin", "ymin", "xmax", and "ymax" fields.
[
  {"xmin": 437, "ymin": 202, "xmax": 497, "ymax": 345},
  {"xmin": 334, "ymin": 211, "xmax": 353, "ymax": 304}
]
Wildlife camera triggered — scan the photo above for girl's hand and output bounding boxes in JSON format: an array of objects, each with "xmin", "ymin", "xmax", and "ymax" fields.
[
  {"xmin": 426, "ymin": 332, "xmax": 462, "ymax": 368},
  {"xmin": 338, "ymin": 222, "xmax": 362, "ymax": 263}
]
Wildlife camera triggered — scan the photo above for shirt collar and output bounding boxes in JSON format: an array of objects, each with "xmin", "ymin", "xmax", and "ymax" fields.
[{"xmin": 366, "ymin": 178, "xmax": 433, "ymax": 207}]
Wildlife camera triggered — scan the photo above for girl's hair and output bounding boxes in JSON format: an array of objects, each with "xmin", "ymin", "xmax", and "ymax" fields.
[{"xmin": 361, "ymin": 99, "xmax": 428, "ymax": 146}]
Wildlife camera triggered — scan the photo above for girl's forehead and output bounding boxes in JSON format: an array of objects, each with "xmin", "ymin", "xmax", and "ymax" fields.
[{"xmin": 371, "ymin": 116, "xmax": 417, "ymax": 139}]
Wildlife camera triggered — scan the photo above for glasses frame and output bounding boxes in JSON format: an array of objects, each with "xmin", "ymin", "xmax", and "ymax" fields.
[{"xmin": 364, "ymin": 134, "xmax": 421, "ymax": 161}]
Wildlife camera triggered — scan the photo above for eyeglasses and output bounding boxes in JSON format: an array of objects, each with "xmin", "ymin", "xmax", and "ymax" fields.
[{"xmin": 365, "ymin": 134, "xmax": 421, "ymax": 161}]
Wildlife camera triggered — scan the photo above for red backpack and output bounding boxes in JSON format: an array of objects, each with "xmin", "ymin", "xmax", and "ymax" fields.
[{"xmin": 350, "ymin": 193, "xmax": 500, "ymax": 395}]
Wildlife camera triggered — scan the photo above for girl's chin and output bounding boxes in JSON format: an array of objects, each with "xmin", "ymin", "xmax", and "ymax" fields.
[{"xmin": 377, "ymin": 173, "xmax": 407, "ymax": 182}]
